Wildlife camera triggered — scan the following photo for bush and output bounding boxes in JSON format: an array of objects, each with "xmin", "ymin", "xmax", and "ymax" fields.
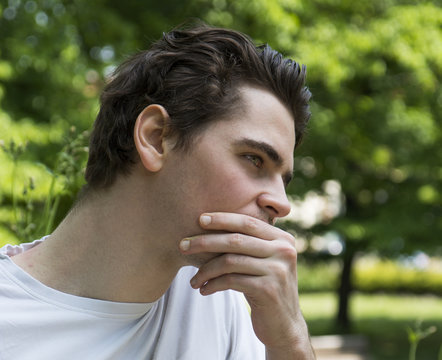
[
  {"xmin": 297, "ymin": 257, "xmax": 442, "ymax": 296},
  {"xmin": 353, "ymin": 257, "xmax": 442, "ymax": 296},
  {"xmin": 298, "ymin": 260, "xmax": 340, "ymax": 293},
  {"xmin": 0, "ymin": 129, "xmax": 88, "ymax": 245}
]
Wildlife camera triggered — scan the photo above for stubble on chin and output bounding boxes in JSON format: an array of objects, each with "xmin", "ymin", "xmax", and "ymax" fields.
[{"xmin": 181, "ymin": 252, "xmax": 221, "ymax": 269}]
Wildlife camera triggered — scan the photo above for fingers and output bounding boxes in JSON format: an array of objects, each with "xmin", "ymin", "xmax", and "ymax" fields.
[
  {"xmin": 190, "ymin": 253, "xmax": 266, "ymax": 289},
  {"xmin": 180, "ymin": 232, "xmax": 276, "ymax": 258},
  {"xmin": 178, "ymin": 211, "xmax": 298, "ymax": 298},
  {"xmin": 179, "ymin": 212, "xmax": 296, "ymax": 256},
  {"xmin": 199, "ymin": 212, "xmax": 280, "ymax": 241},
  {"xmin": 199, "ymin": 273, "xmax": 265, "ymax": 296},
  {"xmin": 192, "ymin": 252, "xmax": 295, "ymax": 299}
]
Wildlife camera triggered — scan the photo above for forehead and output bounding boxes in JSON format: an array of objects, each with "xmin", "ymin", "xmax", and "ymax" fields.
[
  {"xmin": 221, "ymin": 86, "xmax": 295, "ymax": 155},
  {"xmin": 238, "ymin": 85, "xmax": 294, "ymax": 135}
]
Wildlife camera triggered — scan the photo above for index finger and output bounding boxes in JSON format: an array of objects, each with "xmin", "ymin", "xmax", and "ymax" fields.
[{"xmin": 199, "ymin": 212, "xmax": 290, "ymax": 242}]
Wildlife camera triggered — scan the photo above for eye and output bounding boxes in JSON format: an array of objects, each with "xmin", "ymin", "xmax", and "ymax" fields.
[{"xmin": 244, "ymin": 154, "xmax": 264, "ymax": 169}]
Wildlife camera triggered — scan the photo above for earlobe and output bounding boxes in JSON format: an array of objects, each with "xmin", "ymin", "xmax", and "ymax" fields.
[{"xmin": 134, "ymin": 104, "xmax": 170, "ymax": 172}]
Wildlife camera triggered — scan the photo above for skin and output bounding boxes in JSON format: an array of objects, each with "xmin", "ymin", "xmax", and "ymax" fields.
[{"xmin": 12, "ymin": 85, "xmax": 315, "ymax": 359}]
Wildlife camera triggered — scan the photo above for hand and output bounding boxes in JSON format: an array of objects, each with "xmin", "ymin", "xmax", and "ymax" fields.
[{"xmin": 179, "ymin": 212, "xmax": 314, "ymax": 357}]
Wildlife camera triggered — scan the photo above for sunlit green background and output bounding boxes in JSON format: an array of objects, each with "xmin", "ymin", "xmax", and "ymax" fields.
[{"xmin": 1, "ymin": 1, "xmax": 441, "ymax": 359}]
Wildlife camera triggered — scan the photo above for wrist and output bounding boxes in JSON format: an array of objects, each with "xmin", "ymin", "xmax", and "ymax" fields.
[
  {"xmin": 266, "ymin": 337, "xmax": 316, "ymax": 360},
  {"xmin": 265, "ymin": 316, "xmax": 316, "ymax": 360}
]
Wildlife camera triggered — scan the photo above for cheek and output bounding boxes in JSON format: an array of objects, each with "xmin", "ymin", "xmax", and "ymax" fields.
[{"xmin": 199, "ymin": 166, "xmax": 254, "ymax": 211}]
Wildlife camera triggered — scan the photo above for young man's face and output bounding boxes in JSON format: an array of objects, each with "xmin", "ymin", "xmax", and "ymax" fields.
[{"xmin": 156, "ymin": 85, "xmax": 295, "ymax": 266}]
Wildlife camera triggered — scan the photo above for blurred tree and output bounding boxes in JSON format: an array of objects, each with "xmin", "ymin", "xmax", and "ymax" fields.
[
  {"xmin": 0, "ymin": 0, "xmax": 119, "ymax": 243},
  {"xmin": 281, "ymin": 0, "xmax": 442, "ymax": 331}
]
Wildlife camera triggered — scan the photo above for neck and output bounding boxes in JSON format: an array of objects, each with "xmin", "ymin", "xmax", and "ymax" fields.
[{"xmin": 12, "ymin": 174, "xmax": 186, "ymax": 303}]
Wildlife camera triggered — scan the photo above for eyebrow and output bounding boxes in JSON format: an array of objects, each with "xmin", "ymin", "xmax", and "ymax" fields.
[{"xmin": 234, "ymin": 137, "xmax": 293, "ymax": 187}]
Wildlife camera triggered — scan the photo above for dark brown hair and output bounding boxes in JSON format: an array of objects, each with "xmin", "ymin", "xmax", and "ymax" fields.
[{"xmin": 85, "ymin": 24, "xmax": 311, "ymax": 189}]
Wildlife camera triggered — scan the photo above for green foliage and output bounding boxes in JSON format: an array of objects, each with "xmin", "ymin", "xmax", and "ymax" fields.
[
  {"xmin": 298, "ymin": 258, "xmax": 442, "ymax": 295},
  {"xmin": 0, "ymin": 128, "xmax": 88, "ymax": 245},
  {"xmin": 354, "ymin": 258, "xmax": 442, "ymax": 296},
  {"xmin": 288, "ymin": 0, "xmax": 442, "ymax": 256},
  {"xmin": 298, "ymin": 260, "xmax": 340, "ymax": 292}
]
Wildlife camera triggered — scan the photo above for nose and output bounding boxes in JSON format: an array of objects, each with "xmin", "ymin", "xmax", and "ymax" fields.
[{"xmin": 257, "ymin": 181, "xmax": 291, "ymax": 220}]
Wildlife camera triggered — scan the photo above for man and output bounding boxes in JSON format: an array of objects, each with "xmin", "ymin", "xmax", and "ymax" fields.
[{"xmin": 0, "ymin": 25, "xmax": 314, "ymax": 359}]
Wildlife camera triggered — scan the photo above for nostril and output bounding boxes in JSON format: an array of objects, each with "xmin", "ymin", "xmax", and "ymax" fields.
[{"xmin": 266, "ymin": 205, "xmax": 278, "ymax": 216}]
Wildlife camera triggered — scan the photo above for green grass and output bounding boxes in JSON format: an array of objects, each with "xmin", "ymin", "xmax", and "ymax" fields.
[{"xmin": 300, "ymin": 292, "xmax": 442, "ymax": 360}]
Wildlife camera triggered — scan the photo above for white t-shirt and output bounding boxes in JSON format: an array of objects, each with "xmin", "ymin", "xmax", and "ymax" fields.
[{"xmin": 0, "ymin": 240, "xmax": 265, "ymax": 359}]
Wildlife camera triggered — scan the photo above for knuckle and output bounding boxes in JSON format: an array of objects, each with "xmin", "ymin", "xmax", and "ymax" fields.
[
  {"xmin": 223, "ymin": 253, "xmax": 237, "ymax": 267},
  {"xmin": 270, "ymin": 262, "xmax": 287, "ymax": 279},
  {"xmin": 229, "ymin": 233, "xmax": 243, "ymax": 248},
  {"xmin": 283, "ymin": 232, "xmax": 296, "ymax": 246},
  {"xmin": 278, "ymin": 242, "xmax": 298, "ymax": 262},
  {"xmin": 244, "ymin": 216, "xmax": 259, "ymax": 231}
]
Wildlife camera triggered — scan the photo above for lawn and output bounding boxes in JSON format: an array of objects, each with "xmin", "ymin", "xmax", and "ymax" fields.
[{"xmin": 299, "ymin": 292, "xmax": 442, "ymax": 360}]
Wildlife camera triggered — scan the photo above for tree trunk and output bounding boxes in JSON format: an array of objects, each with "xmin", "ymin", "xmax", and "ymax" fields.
[{"xmin": 336, "ymin": 243, "xmax": 357, "ymax": 332}]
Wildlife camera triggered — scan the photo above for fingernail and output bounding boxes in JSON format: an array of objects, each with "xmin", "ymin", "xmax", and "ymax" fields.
[
  {"xmin": 190, "ymin": 277, "xmax": 197, "ymax": 288},
  {"xmin": 200, "ymin": 215, "xmax": 211, "ymax": 226},
  {"xmin": 180, "ymin": 238, "xmax": 191, "ymax": 251}
]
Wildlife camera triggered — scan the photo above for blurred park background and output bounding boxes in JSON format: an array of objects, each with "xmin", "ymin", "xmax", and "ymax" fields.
[{"xmin": 0, "ymin": 0, "xmax": 441, "ymax": 358}]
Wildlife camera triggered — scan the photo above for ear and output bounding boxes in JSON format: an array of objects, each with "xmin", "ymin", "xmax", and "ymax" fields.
[{"xmin": 134, "ymin": 104, "xmax": 170, "ymax": 172}]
